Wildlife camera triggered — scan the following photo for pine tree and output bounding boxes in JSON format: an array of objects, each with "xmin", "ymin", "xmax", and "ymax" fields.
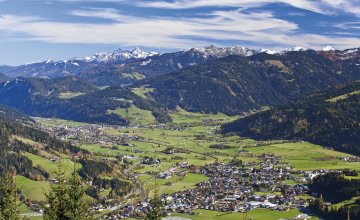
[
  {"xmin": 146, "ymin": 185, "xmax": 165, "ymax": 220},
  {"xmin": 43, "ymin": 164, "xmax": 92, "ymax": 220},
  {"xmin": 43, "ymin": 165, "xmax": 69, "ymax": 220},
  {"xmin": 0, "ymin": 171, "xmax": 21, "ymax": 220},
  {"xmin": 66, "ymin": 166, "xmax": 92, "ymax": 220}
]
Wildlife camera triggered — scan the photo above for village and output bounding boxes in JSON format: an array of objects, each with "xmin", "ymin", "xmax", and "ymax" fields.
[{"xmin": 102, "ymin": 154, "xmax": 326, "ymax": 220}]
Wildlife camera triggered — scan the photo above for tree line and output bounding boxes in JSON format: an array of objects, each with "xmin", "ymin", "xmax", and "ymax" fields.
[
  {"xmin": 0, "ymin": 166, "xmax": 91, "ymax": 220},
  {"xmin": 309, "ymin": 172, "xmax": 360, "ymax": 220}
]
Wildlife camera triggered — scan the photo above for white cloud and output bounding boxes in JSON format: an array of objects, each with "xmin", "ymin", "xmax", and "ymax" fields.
[
  {"xmin": 0, "ymin": 8, "xmax": 359, "ymax": 50},
  {"xmin": 320, "ymin": 0, "xmax": 360, "ymax": 15},
  {"xmin": 138, "ymin": 0, "xmax": 323, "ymax": 12},
  {"xmin": 69, "ymin": 8, "xmax": 129, "ymax": 21},
  {"xmin": 137, "ymin": 0, "xmax": 360, "ymax": 17},
  {"xmin": 335, "ymin": 21, "xmax": 360, "ymax": 30}
]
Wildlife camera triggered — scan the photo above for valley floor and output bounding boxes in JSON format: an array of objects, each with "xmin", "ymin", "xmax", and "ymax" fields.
[{"xmin": 18, "ymin": 110, "xmax": 360, "ymax": 220}]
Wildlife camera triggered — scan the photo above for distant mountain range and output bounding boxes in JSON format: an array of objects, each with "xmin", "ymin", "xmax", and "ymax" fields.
[
  {"xmin": 0, "ymin": 47, "xmax": 157, "ymax": 79},
  {"xmin": 0, "ymin": 45, "xmax": 359, "ymax": 125},
  {"xmin": 0, "ymin": 45, "xmax": 255, "ymax": 80},
  {"xmin": 1, "ymin": 45, "xmax": 351, "ymax": 83}
]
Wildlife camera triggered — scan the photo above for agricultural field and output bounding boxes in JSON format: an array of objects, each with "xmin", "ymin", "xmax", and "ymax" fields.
[
  {"xmin": 101, "ymin": 124, "xmax": 360, "ymax": 172},
  {"xmin": 108, "ymin": 106, "xmax": 157, "ymax": 125},
  {"xmin": 170, "ymin": 106, "xmax": 240, "ymax": 124},
  {"xmin": 143, "ymin": 173, "xmax": 209, "ymax": 195},
  {"xmin": 35, "ymin": 117, "xmax": 89, "ymax": 127},
  {"xmin": 245, "ymin": 142, "xmax": 360, "ymax": 171},
  {"xmin": 173, "ymin": 209, "xmax": 319, "ymax": 220}
]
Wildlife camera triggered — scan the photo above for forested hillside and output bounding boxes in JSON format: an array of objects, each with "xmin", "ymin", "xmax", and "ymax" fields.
[
  {"xmin": 143, "ymin": 50, "xmax": 360, "ymax": 114},
  {"xmin": 309, "ymin": 173, "xmax": 360, "ymax": 220},
  {"xmin": 142, "ymin": 55, "xmax": 285, "ymax": 115},
  {"xmin": 0, "ymin": 77, "xmax": 170, "ymax": 124},
  {"xmin": 0, "ymin": 105, "xmax": 81, "ymax": 179},
  {"xmin": 222, "ymin": 82, "xmax": 360, "ymax": 155}
]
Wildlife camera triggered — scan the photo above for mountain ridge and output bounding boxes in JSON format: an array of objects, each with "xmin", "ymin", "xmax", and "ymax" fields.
[{"xmin": 3, "ymin": 45, "xmax": 358, "ymax": 82}]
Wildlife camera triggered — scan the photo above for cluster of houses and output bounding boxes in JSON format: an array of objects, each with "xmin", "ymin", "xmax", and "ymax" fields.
[
  {"xmin": 36, "ymin": 123, "xmax": 145, "ymax": 145},
  {"xmin": 157, "ymin": 162, "xmax": 189, "ymax": 179},
  {"xmin": 161, "ymin": 160, "xmax": 310, "ymax": 215},
  {"xmin": 340, "ymin": 156, "xmax": 360, "ymax": 162},
  {"xmin": 103, "ymin": 156, "xmax": 315, "ymax": 219}
]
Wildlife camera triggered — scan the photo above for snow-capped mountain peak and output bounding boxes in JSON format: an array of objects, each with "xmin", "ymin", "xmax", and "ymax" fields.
[
  {"xmin": 131, "ymin": 47, "xmax": 149, "ymax": 59},
  {"xmin": 73, "ymin": 47, "xmax": 153, "ymax": 63},
  {"xmin": 322, "ymin": 45, "xmax": 336, "ymax": 52},
  {"xmin": 288, "ymin": 46, "xmax": 308, "ymax": 52},
  {"xmin": 46, "ymin": 59, "xmax": 56, "ymax": 64},
  {"xmin": 259, "ymin": 49, "xmax": 279, "ymax": 55},
  {"xmin": 191, "ymin": 45, "xmax": 256, "ymax": 58},
  {"xmin": 23, "ymin": 47, "xmax": 153, "ymax": 66}
]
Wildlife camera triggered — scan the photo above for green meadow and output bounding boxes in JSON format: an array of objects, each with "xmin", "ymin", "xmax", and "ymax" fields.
[
  {"xmin": 173, "ymin": 208, "xmax": 319, "ymax": 220},
  {"xmin": 25, "ymin": 152, "xmax": 80, "ymax": 176},
  {"xmin": 108, "ymin": 106, "xmax": 157, "ymax": 125},
  {"xmin": 245, "ymin": 142, "xmax": 360, "ymax": 171},
  {"xmin": 131, "ymin": 87, "xmax": 154, "ymax": 100},
  {"xmin": 16, "ymin": 176, "xmax": 50, "ymax": 201},
  {"xmin": 58, "ymin": 92, "xmax": 85, "ymax": 99}
]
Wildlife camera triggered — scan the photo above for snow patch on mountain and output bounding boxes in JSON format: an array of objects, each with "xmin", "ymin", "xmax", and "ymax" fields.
[
  {"xmin": 141, "ymin": 59, "xmax": 152, "ymax": 66},
  {"xmin": 259, "ymin": 49, "xmax": 279, "ymax": 55},
  {"xmin": 22, "ymin": 47, "xmax": 155, "ymax": 67},
  {"xmin": 286, "ymin": 46, "xmax": 308, "ymax": 52},
  {"xmin": 191, "ymin": 45, "xmax": 256, "ymax": 58},
  {"xmin": 322, "ymin": 45, "xmax": 336, "ymax": 51}
]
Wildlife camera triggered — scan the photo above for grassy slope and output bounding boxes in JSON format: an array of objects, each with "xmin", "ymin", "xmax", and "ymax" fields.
[
  {"xmin": 170, "ymin": 107, "xmax": 239, "ymax": 124},
  {"xmin": 131, "ymin": 87, "xmax": 154, "ymax": 100},
  {"xmin": 327, "ymin": 90, "xmax": 360, "ymax": 102},
  {"xmin": 16, "ymin": 176, "xmax": 50, "ymax": 201},
  {"xmin": 108, "ymin": 106, "xmax": 157, "ymax": 125},
  {"xmin": 12, "ymin": 135, "xmax": 45, "ymax": 149},
  {"xmin": 58, "ymin": 92, "xmax": 85, "ymax": 100},
  {"xmin": 25, "ymin": 153, "xmax": 79, "ymax": 176}
]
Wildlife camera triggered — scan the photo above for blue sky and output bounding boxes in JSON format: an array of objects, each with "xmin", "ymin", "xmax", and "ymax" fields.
[{"xmin": 0, "ymin": 0, "xmax": 360, "ymax": 65}]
